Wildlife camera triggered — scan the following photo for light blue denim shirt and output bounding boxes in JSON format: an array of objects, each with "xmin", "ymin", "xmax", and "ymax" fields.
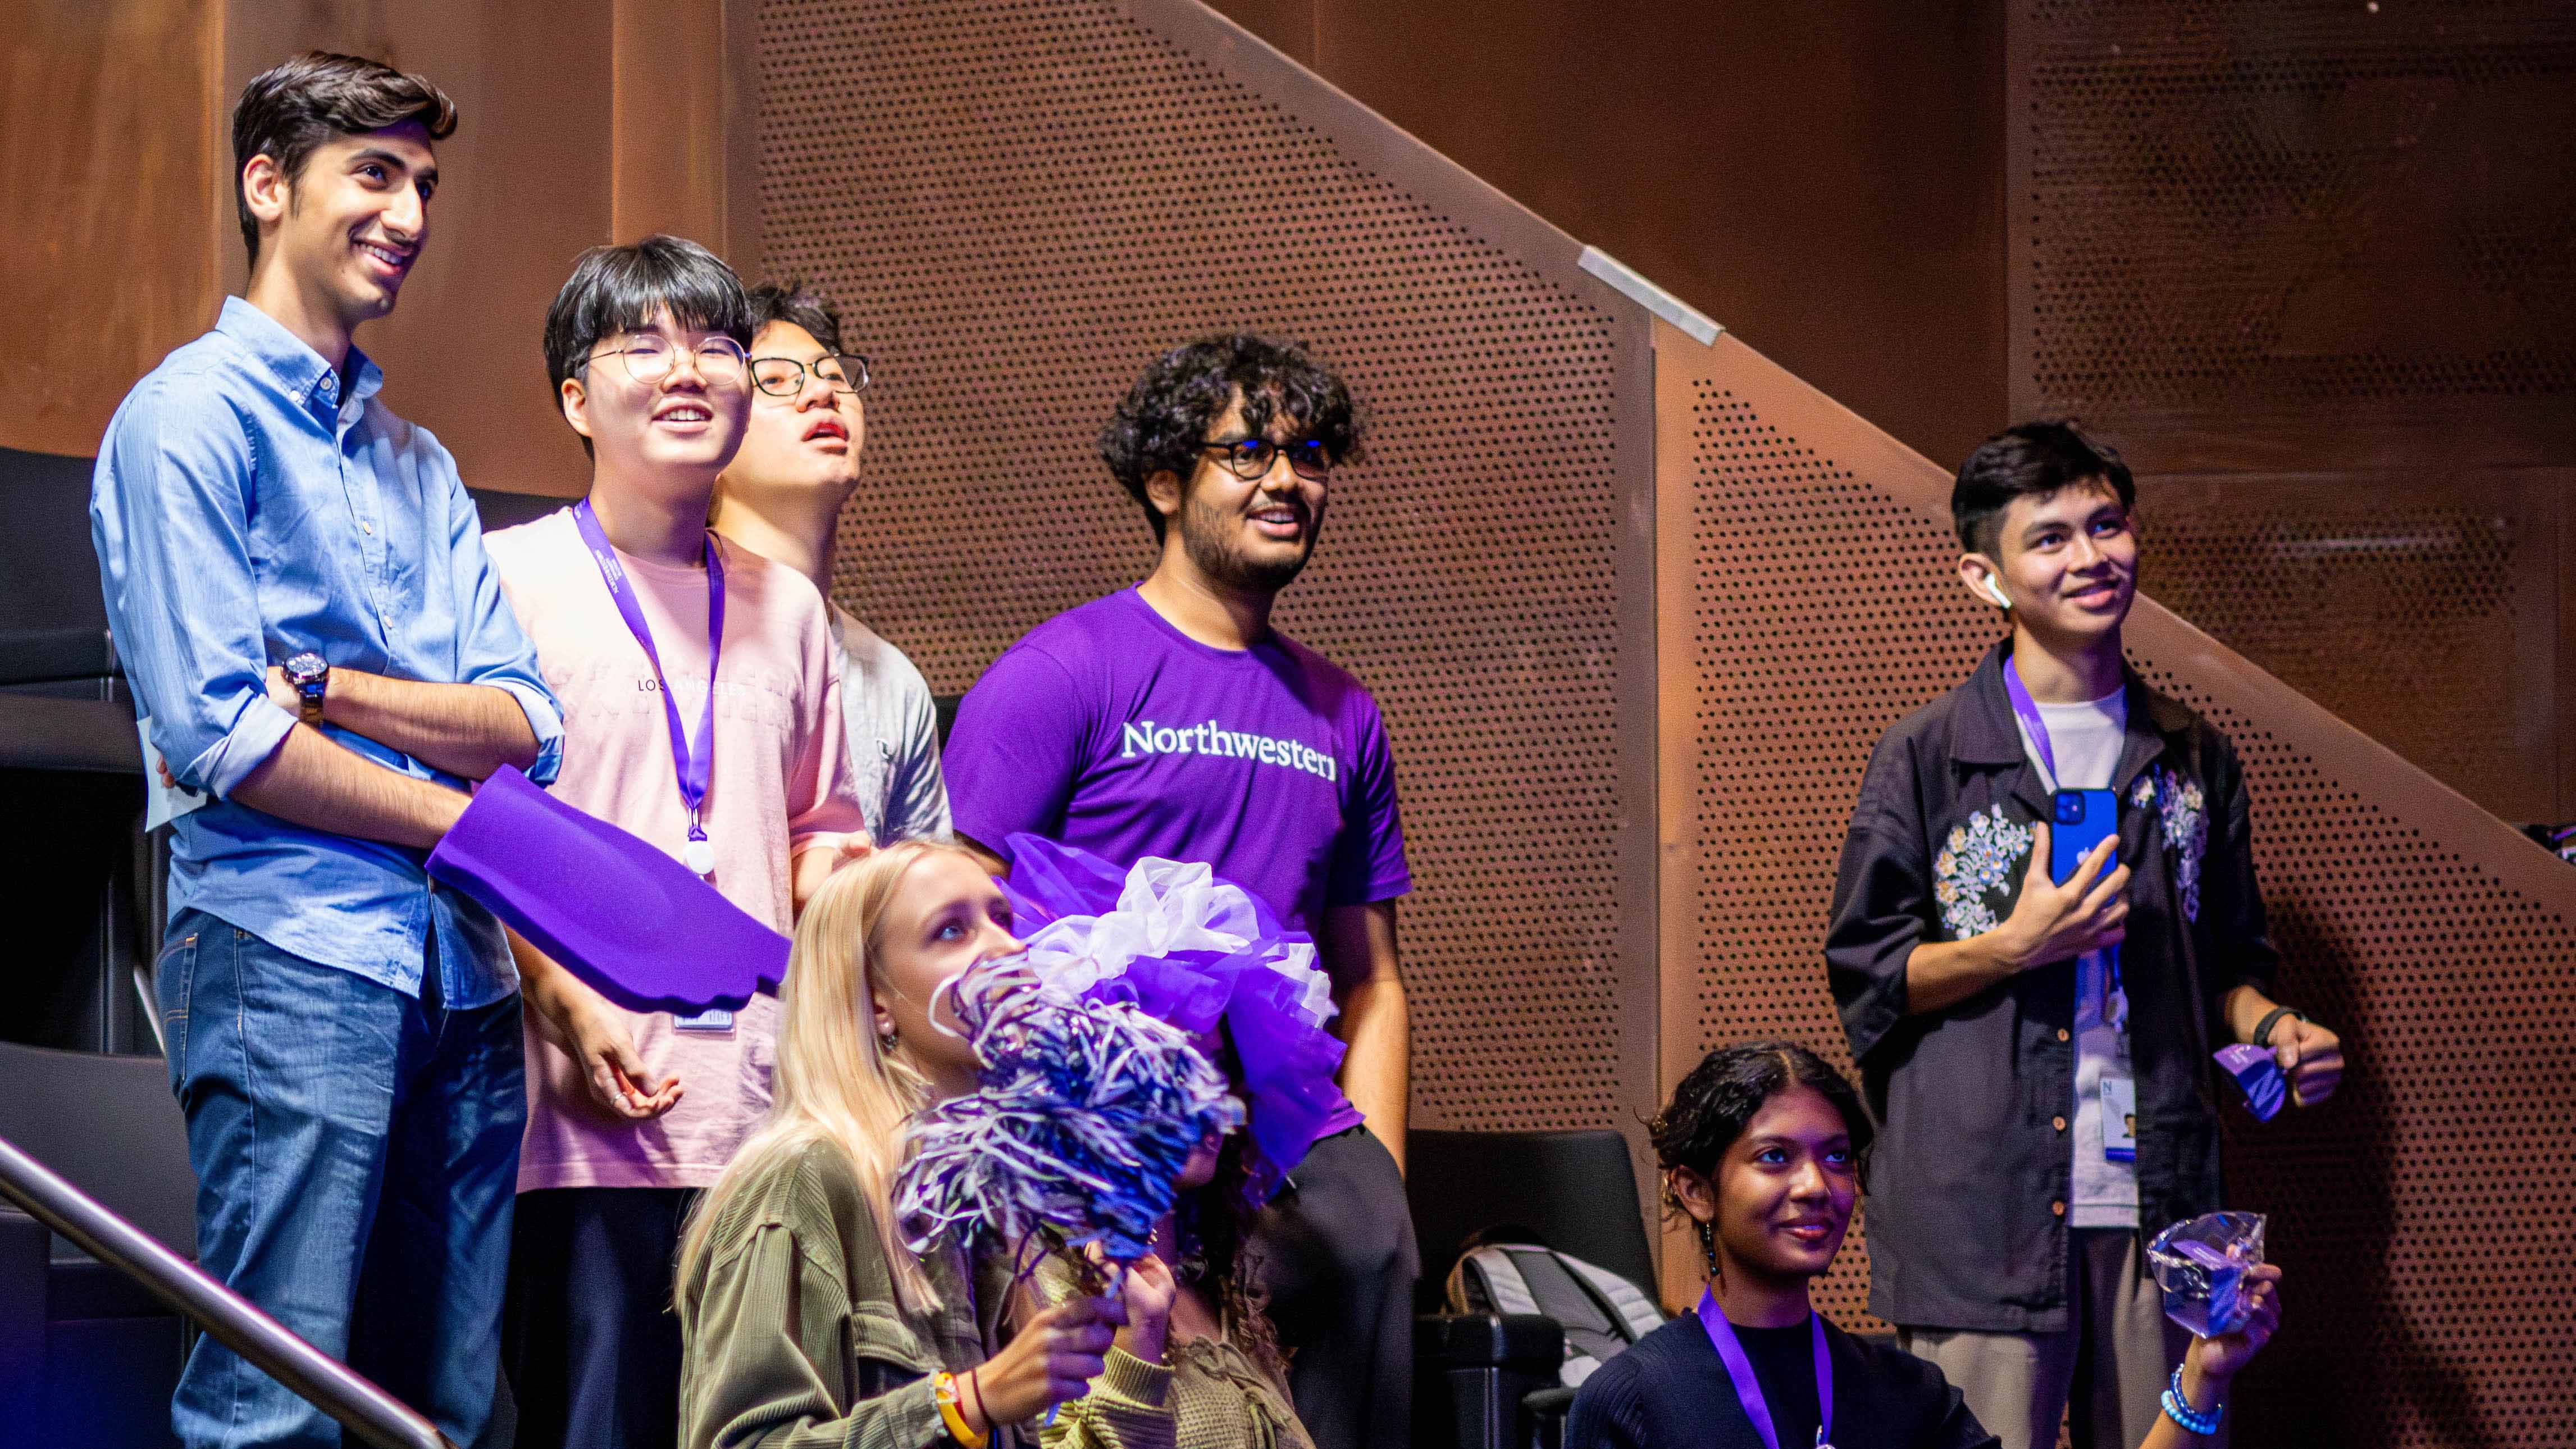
[{"xmin": 92, "ymin": 297, "xmax": 564, "ymax": 1006}]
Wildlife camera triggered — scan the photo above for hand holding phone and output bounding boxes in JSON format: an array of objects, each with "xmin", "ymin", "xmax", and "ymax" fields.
[
  {"xmin": 2001, "ymin": 812, "xmax": 2130, "ymax": 970},
  {"xmin": 2049, "ymin": 789, "xmax": 2120, "ymax": 884}
]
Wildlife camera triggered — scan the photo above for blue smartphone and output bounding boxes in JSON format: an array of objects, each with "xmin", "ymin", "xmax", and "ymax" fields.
[{"xmin": 2049, "ymin": 789, "xmax": 2119, "ymax": 885}]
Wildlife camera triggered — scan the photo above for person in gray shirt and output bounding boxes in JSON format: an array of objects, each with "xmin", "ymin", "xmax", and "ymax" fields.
[{"xmin": 709, "ymin": 280, "xmax": 951, "ymax": 844}]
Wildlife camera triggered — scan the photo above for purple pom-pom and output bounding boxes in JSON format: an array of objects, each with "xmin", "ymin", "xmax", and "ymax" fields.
[{"xmin": 893, "ymin": 955, "xmax": 1244, "ymax": 1265}]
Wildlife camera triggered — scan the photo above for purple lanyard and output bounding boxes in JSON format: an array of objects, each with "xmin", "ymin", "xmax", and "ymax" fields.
[
  {"xmin": 2001, "ymin": 654, "xmax": 2059, "ymax": 789},
  {"xmin": 572, "ymin": 500, "xmax": 724, "ymax": 848},
  {"xmin": 2002, "ymin": 653, "xmax": 2126, "ymax": 1013},
  {"xmin": 1695, "ymin": 1290, "xmax": 1832, "ymax": 1449}
]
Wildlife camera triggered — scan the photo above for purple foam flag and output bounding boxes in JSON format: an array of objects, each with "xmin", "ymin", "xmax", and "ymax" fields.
[{"xmin": 426, "ymin": 765, "xmax": 789, "ymax": 1015}]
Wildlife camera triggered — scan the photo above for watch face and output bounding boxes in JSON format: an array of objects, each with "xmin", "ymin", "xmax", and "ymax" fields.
[{"xmin": 284, "ymin": 651, "xmax": 328, "ymax": 686}]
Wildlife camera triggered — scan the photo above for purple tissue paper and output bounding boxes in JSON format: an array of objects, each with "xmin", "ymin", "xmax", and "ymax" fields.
[{"xmin": 2214, "ymin": 1043, "xmax": 2287, "ymax": 1123}]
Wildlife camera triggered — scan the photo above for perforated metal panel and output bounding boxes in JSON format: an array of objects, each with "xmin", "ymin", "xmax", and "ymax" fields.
[
  {"xmin": 1663, "ymin": 323, "xmax": 2576, "ymax": 1444},
  {"xmin": 752, "ymin": 10, "xmax": 2576, "ymax": 1429},
  {"xmin": 2012, "ymin": 0, "xmax": 2576, "ymax": 422},
  {"xmin": 2134, "ymin": 667, "xmax": 2576, "ymax": 1447},
  {"xmin": 1676, "ymin": 377, "xmax": 2000, "ymax": 1333},
  {"xmin": 2135, "ymin": 476, "xmax": 2559, "ymax": 820},
  {"xmin": 755, "ymin": 0, "xmax": 1653, "ymax": 1136}
]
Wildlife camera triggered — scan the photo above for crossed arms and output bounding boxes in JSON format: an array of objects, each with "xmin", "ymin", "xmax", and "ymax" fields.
[
  {"xmin": 99, "ymin": 381, "xmax": 557, "ymax": 851},
  {"xmin": 230, "ymin": 667, "xmax": 542, "ymax": 849}
]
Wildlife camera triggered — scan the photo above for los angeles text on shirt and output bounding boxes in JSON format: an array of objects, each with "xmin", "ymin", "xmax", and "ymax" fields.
[{"xmin": 1119, "ymin": 718, "xmax": 1339, "ymax": 782}]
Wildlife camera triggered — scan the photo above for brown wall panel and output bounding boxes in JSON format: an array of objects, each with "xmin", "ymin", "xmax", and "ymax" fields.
[
  {"xmin": 611, "ymin": 0, "xmax": 730, "ymax": 249},
  {"xmin": 2007, "ymin": 0, "xmax": 2576, "ymax": 472},
  {"xmin": 1209, "ymin": 0, "xmax": 1315, "ymax": 66},
  {"xmin": 2135, "ymin": 471, "xmax": 2566, "ymax": 824},
  {"xmin": 1202, "ymin": 0, "xmax": 2011, "ymax": 472},
  {"xmin": 1653, "ymin": 322, "xmax": 2001, "ymax": 1328},
  {"xmin": 0, "ymin": 0, "xmax": 222, "ymax": 458}
]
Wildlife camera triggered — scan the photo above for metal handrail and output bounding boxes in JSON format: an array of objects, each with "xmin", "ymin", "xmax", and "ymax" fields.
[{"xmin": 0, "ymin": 1132, "xmax": 452, "ymax": 1449}]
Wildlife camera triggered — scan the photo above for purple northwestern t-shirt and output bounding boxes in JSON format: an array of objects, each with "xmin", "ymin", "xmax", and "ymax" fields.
[{"xmin": 944, "ymin": 587, "xmax": 1411, "ymax": 984}]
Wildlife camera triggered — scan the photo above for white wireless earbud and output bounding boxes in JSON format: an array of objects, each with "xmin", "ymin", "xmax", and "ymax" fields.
[{"xmin": 1976, "ymin": 573, "xmax": 2012, "ymax": 609}]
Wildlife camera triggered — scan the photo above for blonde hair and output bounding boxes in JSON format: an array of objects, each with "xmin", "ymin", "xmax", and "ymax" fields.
[{"xmin": 678, "ymin": 839, "xmax": 979, "ymax": 1310}]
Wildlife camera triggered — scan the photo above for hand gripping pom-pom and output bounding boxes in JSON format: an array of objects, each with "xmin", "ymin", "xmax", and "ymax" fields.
[{"xmin": 892, "ymin": 954, "xmax": 1244, "ymax": 1268}]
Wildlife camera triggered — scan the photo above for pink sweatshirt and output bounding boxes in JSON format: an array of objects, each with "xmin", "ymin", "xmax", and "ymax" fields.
[{"xmin": 486, "ymin": 507, "xmax": 867, "ymax": 1190}]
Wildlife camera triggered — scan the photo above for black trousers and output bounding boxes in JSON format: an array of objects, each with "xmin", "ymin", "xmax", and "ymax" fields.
[
  {"xmin": 1250, "ymin": 1124, "xmax": 1419, "ymax": 1449},
  {"xmin": 505, "ymin": 1186, "xmax": 699, "ymax": 1449}
]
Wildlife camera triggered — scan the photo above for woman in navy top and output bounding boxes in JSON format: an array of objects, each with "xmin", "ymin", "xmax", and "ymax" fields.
[{"xmin": 1566, "ymin": 1043, "xmax": 2281, "ymax": 1449}]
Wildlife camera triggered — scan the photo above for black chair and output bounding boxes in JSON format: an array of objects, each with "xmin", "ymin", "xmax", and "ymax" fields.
[
  {"xmin": 1408, "ymin": 1128, "xmax": 1661, "ymax": 1449},
  {"xmin": 0, "ymin": 1040, "xmax": 197, "ymax": 1447}
]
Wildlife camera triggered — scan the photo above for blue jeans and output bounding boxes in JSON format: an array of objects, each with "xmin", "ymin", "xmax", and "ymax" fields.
[{"xmin": 157, "ymin": 909, "xmax": 525, "ymax": 1449}]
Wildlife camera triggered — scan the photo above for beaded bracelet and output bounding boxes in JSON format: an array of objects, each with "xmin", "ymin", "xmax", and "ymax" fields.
[
  {"xmin": 933, "ymin": 1371, "xmax": 990, "ymax": 1449},
  {"xmin": 2160, "ymin": 1365, "xmax": 2224, "ymax": 1437}
]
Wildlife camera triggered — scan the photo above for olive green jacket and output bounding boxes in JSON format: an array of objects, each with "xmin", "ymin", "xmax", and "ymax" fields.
[
  {"xmin": 677, "ymin": 1139, "xmax": 1177, "ymax": 1449},
  {"xmin": 1035, "ymin": 1259, "xmax": 1306, "ymax": 1449}
]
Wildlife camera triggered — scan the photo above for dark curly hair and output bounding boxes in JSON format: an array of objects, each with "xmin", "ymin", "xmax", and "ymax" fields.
[
  {"xmin": 1098, "ymin": 335, "xmax": 1365, "ymax": 544},
  {"xmin": 1651, "ymin": 1042, "xmax": 1873, "ymax": 1268},
  {"xmin": 1172, "ymin": 1127, "xmax": 1288, "ymax": 1376},
  {"xmin": 1043, "ymin": 1126, "xmax": 1284, "ymax": 1375}
]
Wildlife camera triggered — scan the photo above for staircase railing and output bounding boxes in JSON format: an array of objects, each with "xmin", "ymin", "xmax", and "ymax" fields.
[{"xmin": 0, "ymin": 1132, "xmax": 452, "ymax": 1449}]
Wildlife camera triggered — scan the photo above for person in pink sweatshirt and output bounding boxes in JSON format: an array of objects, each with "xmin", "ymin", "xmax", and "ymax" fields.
[{"xmin": 482, "ymin": 235, "xmax": 868, "ymax": 1449}]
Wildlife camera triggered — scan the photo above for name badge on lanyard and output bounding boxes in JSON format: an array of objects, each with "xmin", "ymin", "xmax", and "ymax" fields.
[
  {"xmin": 573, "ymin": 502, "xmax": 732, "ymax": 1033},
  {"xmin": 2101, "ymin": 1076, "xmax": 2137, "ymax": 1162}
]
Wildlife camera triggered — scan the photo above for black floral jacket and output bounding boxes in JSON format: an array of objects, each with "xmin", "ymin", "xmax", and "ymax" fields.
[{"xmin": 1825, "ymin": 641, "xmax": 2279, "ymax": 1333}]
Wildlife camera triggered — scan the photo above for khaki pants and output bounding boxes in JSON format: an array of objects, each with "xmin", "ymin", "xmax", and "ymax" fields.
[{"xmin": 1897, "ymin": 1229, "xmax": 2210, "ymax": 1449}]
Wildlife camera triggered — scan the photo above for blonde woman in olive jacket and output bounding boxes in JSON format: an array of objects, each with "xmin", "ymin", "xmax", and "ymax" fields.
[{"xmin": 677, "ymin": 842, "xmax": 1167, "ymax": 1449}]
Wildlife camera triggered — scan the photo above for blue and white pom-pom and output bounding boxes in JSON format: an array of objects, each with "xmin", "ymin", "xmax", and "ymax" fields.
[{"xmin": 893, "ymin": 954, "xmax": 1245, "ymax": 1266}]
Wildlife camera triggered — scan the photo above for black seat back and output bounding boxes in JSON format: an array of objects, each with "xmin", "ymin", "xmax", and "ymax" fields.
[
  {"xmin": 1405, "ymin": 1128, "xmax": 1656, "ymax": 1315},
  {"xmin": 0, "ymin": 1041, "xmax": 195, "ymax": 1257}
]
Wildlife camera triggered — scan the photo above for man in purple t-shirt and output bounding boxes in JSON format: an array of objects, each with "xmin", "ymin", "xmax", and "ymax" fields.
[{"xmin": 944, "ymin": 334, "xmax": 1415, "ymax": 1449}]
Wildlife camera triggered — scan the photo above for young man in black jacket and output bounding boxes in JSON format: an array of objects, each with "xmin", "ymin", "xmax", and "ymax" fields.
[{"xmin": 1826, "ymin": 422, "xmax": 2344, "ymax": 1449}]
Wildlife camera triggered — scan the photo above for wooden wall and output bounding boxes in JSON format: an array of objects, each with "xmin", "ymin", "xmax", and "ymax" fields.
[
  {"xmin": 1, "ymin": 1, "xmax": 223, "ymax": 461},
  {"xmin": 2, "ymin": 0, "xmax": 746, "ymax": 499}
]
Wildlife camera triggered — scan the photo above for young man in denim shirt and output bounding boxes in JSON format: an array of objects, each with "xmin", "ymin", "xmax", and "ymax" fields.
[{"xmin": 90, "ymin": 52, "xmax": 562, "ymax": 1449}]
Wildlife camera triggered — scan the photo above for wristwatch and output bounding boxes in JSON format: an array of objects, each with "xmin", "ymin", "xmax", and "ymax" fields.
[{"xmin": 283, "ymin": 651, "xmax": 330, "ymax": 727}]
